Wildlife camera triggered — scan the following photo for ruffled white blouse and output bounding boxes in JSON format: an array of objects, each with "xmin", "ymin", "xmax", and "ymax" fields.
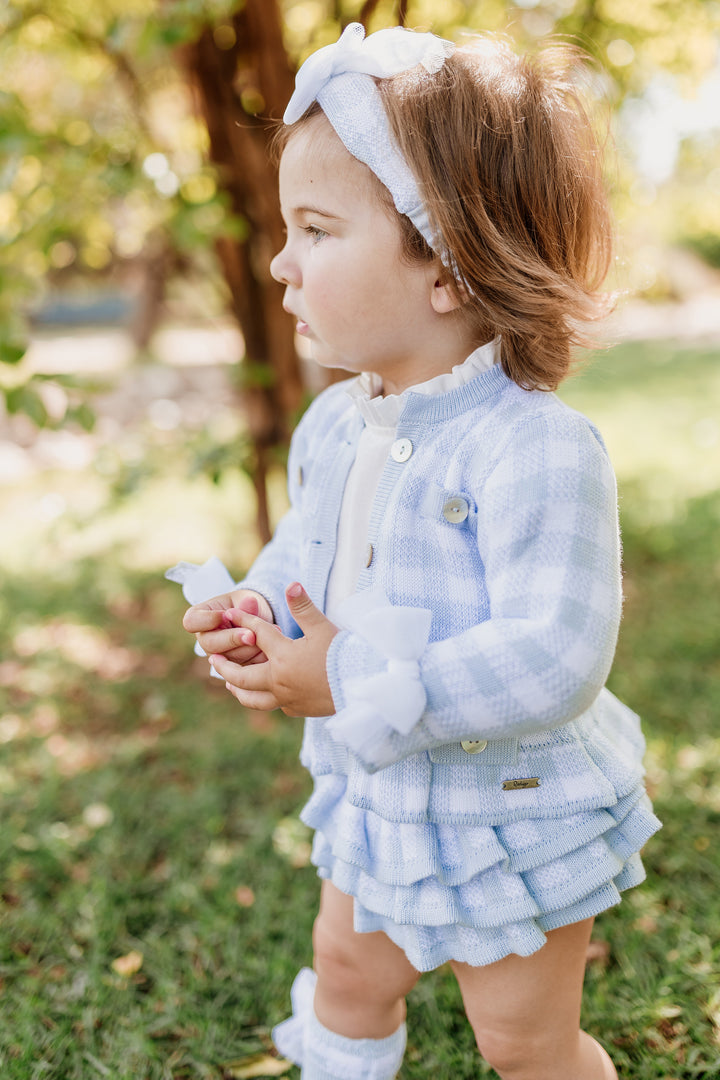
[{"xmin": 325, "ymin": 338, "xmax": 501, "ymax": 623}]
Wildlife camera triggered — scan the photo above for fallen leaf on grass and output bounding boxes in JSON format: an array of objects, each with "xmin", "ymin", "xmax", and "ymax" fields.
[
  {"xmin": 272, "ymin": 818, "xmax": 311, "ymax": 868},
  {"xmin": 221, "ymin": 1053, "xmax": 292, "ymax": 1078},
  {"xmin": 83, "ymin": 802, "xmax": 114, "ymax": 829},
  {"xmin": 633, "ymin": 914, "xmax": 658, "ymax": 934},
  {"xmin": 111, "ymin": 950, "xmax": 143, "ymax": 977},
  {"xmin": 585, "ymin": 940, "xmax": 610, "ymax": 964}
]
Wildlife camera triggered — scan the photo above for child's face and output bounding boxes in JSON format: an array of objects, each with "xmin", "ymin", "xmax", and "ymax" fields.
[{"xmin": 271, "ymin": 115, "xmax": 454, "ymax": 395}]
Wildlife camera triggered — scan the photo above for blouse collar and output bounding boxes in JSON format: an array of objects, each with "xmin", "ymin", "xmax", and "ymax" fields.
[{"xmin": 347, "ymin": 338, "xmax": 501, "ymax": 429}]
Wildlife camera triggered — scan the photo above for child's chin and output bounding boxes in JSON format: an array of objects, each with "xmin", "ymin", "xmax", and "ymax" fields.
[{"xmin": 311, "ymin": 345, "xmax": 356, "ymax": 375}]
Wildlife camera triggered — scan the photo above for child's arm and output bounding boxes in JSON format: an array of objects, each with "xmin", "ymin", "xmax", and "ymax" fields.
[{"xmin": 224, "ymin": 386, "xmax": 350, "ymax": 642}]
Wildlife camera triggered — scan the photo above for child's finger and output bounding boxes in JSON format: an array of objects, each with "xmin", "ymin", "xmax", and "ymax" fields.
[
  {"xmin": 224, "ymin": 682, "xmax": 278, "ymax": 711},
  {"xmin": 229, "ymin": 610, "xmax": 284, "ymax": 652},
  {"xmin": 227, "ymin": 596, "xmax": 260, "ymax": 619},
  {"xmin": 183, "ymin": 607, "xmax": 228, "ymax": 634},
  {"xmin": 223, "ymin": 644, "xmax": 265, "ymax": 665},
  {"xmin": 285, "ymin": 583, "xmax": 333, "ymax": 635},
  {"xmin": 210, "ymin": 652, "xmax": 274, "ymax": 692},
  {"xmin": 197, "ymin": 627, "xmax": 255, "ymax": 656},
  {"xmin": 243, "ymin": 649, "xmax": 268, "ymax": 665}
]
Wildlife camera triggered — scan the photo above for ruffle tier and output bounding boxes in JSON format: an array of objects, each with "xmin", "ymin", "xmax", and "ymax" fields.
[{"xmin": 300, "ymin": 772, "xmax": 661, "ymax": 972}]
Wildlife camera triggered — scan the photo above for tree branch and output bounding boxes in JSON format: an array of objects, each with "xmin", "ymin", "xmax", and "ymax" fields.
[
  {"xmin": 36, "ymin": 5, "xmax": 153, "ymax": 141},
  {"xmin": 358, "ymin": 0, "xmax": 384, "ymax": 29}
]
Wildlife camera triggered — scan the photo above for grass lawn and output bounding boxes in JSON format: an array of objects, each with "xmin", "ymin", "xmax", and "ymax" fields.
[{"xmin": 0, "ymin": 337, "xmax": 719, "ymax": 1078}]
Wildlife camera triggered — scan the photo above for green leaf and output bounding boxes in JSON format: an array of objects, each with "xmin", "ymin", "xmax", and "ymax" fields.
[
  {"xmin": 237, "ymin": 362, "xmax": 276, "ymax": 390},
  {"xmin": 157, "ymin": 22, "xmax": 200, "ymax": 48},
  {"xmin": 0, "ymin": 339, "xmax": 27, "ymax": 365},
  {"xmin": 68, "ymin": 402, "xmax": 96, "ymax": 432},
  {"xmin": 4, "ymin": 384, "xmax": 48, "ymax": 427}
]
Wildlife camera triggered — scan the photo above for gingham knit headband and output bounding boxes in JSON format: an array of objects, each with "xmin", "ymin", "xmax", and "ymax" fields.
[{"xmin": 283, "ymin": 23, "xmax": 455, "ymax": 253}]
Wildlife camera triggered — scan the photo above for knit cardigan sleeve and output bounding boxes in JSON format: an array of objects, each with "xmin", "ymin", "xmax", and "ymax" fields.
[
  {"xmin": 232, "ymin": 408, "xmax": 309, "ymax": 640},
  {"xmin": 233, "ymin": 508, "xmax": 304, "ymax": 640},
  {"xmin": 326, "ymin": 410, "xmax": 624, "ymax": 772},
  {"xmin": 235, "ymin": 381, "xmax": 353, "ymax": 639}
]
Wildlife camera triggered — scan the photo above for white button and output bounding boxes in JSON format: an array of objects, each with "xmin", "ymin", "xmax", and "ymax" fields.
[
  {"xmin": 365, "ymin": 543, "xmax": 374, "ymax": 567},
  {"xmin": 443, "ymin": 497, "xmax": 469, "ymax": 523},
  {"xmin": 461, "ymin": 739, "xmax": 488, "ymax": 755},
  {"xmin": 391, "ymin": 438, "xmax": 413, "ymax": 463}
]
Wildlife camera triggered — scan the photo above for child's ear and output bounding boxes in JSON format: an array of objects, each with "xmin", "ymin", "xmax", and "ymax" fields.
[{"xmin": 430, "ymin": 274, "xmax": 466, "ymax": 314}]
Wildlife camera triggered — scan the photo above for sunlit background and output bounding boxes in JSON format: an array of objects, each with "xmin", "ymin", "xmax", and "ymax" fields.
[{"xmin": 0, "ymin": 1, "xmax": 719, "ymax": 1077}]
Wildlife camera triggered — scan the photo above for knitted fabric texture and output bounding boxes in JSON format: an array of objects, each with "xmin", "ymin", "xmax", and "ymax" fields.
[
  {"xmin": 240, "ymin": 365, "xmax": 625, "ymax": 767},
  {"xmin": 236, "ymin": 365, "xmax": 661, "ymax": 969},
  {"xmin": 272, "ymin": 967, "xmax": 407, "ymax": 1080}
]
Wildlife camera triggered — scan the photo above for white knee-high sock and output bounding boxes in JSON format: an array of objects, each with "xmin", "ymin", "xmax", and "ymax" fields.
[
  {"xmin": 272, "ymin": 967, "xmax": 315, "ymax": 1066},
  {"xmin": 272, "ymin": 967, "xmax": 407, "ymax": 1080}
]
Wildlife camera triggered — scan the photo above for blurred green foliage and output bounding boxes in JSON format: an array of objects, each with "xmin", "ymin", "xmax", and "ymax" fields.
[
  {"xmin": 0, "ymin": 338, "xmax": 718, "ymax": 1076},
  {"xmin": 684, "ymin": 233, "xmax": 720, "ymax": 270},
  {"xmin": 1, "ymin": 0, "xmax": 719, "ymax": 431},
  {"xmin": 0, "ymin": 0, "xmax": 245, "ymax": 429}
]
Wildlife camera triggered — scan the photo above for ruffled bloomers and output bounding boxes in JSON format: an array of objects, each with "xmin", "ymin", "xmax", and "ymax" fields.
[{"xmin": 299, "ymin": 697, "xmax": 661, "ymax": 973}]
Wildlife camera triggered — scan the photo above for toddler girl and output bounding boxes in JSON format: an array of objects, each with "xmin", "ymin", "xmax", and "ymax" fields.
[{"xmin": 178, "ymin": 23, "xmax": 661, "ymax": 1080}]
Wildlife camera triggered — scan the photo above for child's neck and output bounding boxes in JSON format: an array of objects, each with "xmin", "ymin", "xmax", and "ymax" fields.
[{"xmin": 378, "ymin": 332, "xmax": 486, "ymax": 397}]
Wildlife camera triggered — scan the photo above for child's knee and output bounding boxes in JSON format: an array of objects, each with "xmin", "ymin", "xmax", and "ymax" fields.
[
  {"xmin": 312, "ymin": 909, "xmax": 373, "ymax": 998},
  {"xmin": 472, "ymin": 1026, "xmax": 556, "ymax": 1080},
  {"xmin": 311, "ymin": 905, "xmax": 418, "ymax": 1007},
  {"xmin": 313, "ymin": 922, "xmax": 352, "ymax": 988}
]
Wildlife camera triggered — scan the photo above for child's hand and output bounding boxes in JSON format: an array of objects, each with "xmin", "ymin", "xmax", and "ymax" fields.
[
  {"xmin": 209, "ymin": 583, "xmax": 337, "ymax": 717},
  {"xmin": 182, "ymin": 589, "xmax": 274, "ymax": 665}
]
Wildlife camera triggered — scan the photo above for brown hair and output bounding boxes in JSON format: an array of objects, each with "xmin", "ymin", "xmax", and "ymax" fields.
[
  {"xmin": 276, "ymin": 35, "xmax": 614, "ymax": 391},
  {"xmin": 380, "ymin": 36, "xmax": 613, "ymax": 389}
]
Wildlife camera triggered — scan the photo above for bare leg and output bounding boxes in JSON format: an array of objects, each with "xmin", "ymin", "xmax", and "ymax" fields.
[
  {"xmin": 312, "ymin": 879, "xmax": 421, "ymax": 1039},
  {"xmin": 451, "ymin": 918, "xmax": 618, "ymax": 1080}
]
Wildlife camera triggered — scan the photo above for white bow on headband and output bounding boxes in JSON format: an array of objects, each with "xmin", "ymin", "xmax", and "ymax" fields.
[
  {"xmin": 283, "ymin": 23, "xmax": 455, "ymax": 253},
  {"xmin": 284, "ymin": 22, "xmax": 454, "ymax": 125}
]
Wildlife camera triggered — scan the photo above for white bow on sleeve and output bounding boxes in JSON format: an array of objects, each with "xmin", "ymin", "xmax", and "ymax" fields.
[
  {"xmin": 326, "ymin": 590, "xmax": 432, "ymax": 756},
  {"xmin": 165, "ymin": 556, "xmax": 236, "ymax": 677}
]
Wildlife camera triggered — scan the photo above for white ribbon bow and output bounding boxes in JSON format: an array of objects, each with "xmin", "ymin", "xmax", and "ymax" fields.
[
  {"xmin": 165, "ymin": 556, "xmax": 236, "ymax": 678},
  {"xmin": 326, "ymin": 590, "xmax": 432, "ymax": 756},
  {"xmin": 284, "ymin": 22, "xmax": 454, "ymax": 124},
  {"xmin": 283, "ymin": 23, "xmax": 454, "ymax": 253}
]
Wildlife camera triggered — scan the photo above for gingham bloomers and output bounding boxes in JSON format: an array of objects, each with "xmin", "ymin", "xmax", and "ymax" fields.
[{"xmin": 237, "ymin": 360, "xmax": 661, "ymax": 971}]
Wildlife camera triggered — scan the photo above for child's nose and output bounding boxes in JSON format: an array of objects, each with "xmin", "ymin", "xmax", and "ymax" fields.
[{"xmin": 270, "ymin": 246, "xmax": 298, "ymax": 287}]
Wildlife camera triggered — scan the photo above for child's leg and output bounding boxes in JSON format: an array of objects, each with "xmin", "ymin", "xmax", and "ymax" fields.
[
  {"xmin": 450, "ymin": 917, "xmax": 618, "ymax": 1080},
  {"xmin": 273, "ymin": 881, "xmax": 419, "ymax": 1079},
  {"xmin": 312, "ymin": 879, "xmax": 421, "ymax": 1037}
]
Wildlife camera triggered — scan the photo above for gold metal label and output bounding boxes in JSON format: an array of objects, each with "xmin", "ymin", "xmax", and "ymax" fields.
[{"xmin": 502, "ymin": 778, "xmax": 540, "ymax": 791}]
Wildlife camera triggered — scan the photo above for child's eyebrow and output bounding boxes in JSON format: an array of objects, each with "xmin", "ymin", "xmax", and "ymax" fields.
[{"xmin": 291, "ymin": 204, "xmax": 345, "ymax": 221}]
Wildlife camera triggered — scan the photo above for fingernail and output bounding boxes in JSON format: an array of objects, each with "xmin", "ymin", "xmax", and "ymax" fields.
[
  {"xmin": 287, "ymin": 582, "xmax": 303, "ymax": 599},
  {"xmin": 239, "ymin": 631, "xmax": 255, "ymax": 645}
]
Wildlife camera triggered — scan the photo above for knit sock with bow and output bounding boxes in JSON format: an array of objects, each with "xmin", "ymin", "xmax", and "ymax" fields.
[{"xmin": 272, "ymin": 967, "xmax": 407, "ymax": 1080}]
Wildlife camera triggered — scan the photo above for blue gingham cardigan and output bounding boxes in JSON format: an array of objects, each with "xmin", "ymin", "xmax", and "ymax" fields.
[{"xmin": 238, "ymin": 363, "xmax": 648, "ymax": 826}]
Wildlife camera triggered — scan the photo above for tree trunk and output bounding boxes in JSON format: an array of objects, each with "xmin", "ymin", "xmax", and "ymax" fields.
[{"xmin": 182, "ymin": 0, "xmax": 302, "ymax": 543}]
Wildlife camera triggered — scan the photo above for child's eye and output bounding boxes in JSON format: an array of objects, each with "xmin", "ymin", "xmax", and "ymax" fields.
[{"xmin": 303, "ymin": 225, "xmax": 328, "ymax": 243}]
